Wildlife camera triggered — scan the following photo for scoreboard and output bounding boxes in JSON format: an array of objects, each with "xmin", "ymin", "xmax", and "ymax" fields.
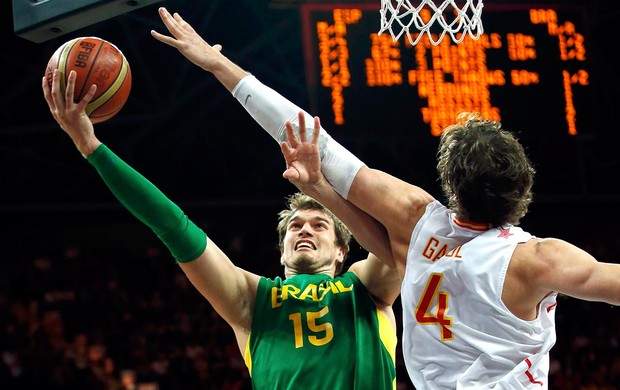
[{"xmin": 300, "ymin": 3, "xmax": 590, "ymax": 138}]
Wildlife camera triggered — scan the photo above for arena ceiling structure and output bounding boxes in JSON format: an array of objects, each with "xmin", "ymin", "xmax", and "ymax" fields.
[{"xmin": 2, "ymin": 0, "xmax": 619, "ymax": 248}]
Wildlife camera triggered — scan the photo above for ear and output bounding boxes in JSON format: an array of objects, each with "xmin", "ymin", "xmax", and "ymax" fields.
[
  {"xmin": 335, "ymin": 246, "xmax": 346, "ymax": 265},
  {"xmin": 280, "ymin": 249, "xmax": 285, "ymax": 266}
]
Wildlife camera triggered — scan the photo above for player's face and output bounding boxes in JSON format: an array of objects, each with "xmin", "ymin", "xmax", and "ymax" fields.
[{"xmin": 281, "ymin": 209, "xmax": 344, "ymax": 275}]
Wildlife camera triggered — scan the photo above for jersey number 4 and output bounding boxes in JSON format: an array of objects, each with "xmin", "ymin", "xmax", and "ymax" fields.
[
  {"xmin": 416, "ymin": 273, "xmax": 454, "ymax": 340},
  {"xmin": 289, "ymin": 306, "xmax": 334, "ymax": 348}
]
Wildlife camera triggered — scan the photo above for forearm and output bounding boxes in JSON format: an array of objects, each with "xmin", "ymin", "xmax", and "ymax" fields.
[
  {"xmin": 301, "ymin": 179, "xmax": 393, "ymax": 266},
  {"xmin": 208, "ymin": 54, "xmax": 251, "ymax": 93},
  {"xmin": 73, "ymin": 137, "xmax": 102, "ymax": 158},
  {"xmin": 231, "ymin": 75, "xmax": 364, "ymax": 198},
  {"xmin": 86, "ymin": 144, "xmax": 206, "ymax": 262},
  {"xmin": 348, "ymin": 167, "xmax": 434, "ymax": 236},
  {"xmin": 231, "ymin": 74, "xmax": 307, "ymax": 143}
]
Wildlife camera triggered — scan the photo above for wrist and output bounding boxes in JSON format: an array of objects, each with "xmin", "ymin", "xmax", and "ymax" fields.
[
  {"xmin": 76, "ymin": 138, "xmax": 102, "ymax": 157},
  {"xmin": 211, "ymin": 56, "xmax": 250, "ymax": 92},
  {"xmin": 296, "ymin": 176, "xmax": 330, "ymax": 198},
  {"xmin": 320, "ymin": 137, "xmax": 364, "ymax": 199}
]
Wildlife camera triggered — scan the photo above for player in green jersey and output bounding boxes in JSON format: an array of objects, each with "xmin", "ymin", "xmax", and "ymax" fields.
[
  {"xmin": 248, "ymin": 193, "xmax": 398, "ymax": 389},
  {"xmin": 42, "ymin": 62, "xmax": 401, "ymax": 388}
]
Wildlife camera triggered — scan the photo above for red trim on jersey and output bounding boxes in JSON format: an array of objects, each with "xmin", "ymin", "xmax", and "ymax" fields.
[
  {"xmin": 453, "ymin": 218, "xmax": 488, "ymax": 231},
  {"xmin": 524, "ymin": 358, "xmax": 544, "ymax": 386}
]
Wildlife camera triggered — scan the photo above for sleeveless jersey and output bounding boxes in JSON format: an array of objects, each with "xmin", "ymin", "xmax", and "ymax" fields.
[
  {"xmin": 246, "ymin": 272, "xmax": 397, "ymax": 390},
  {"xmin": 402, "ymin": 200, "xmax": 557, "ymax": 389}
]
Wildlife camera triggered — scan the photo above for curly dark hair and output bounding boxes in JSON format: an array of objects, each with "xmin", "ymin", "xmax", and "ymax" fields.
[
  {"xmin": 436, "ymin": 112, "xmax": 536, "ymax": 227},
  {"xmin": 276, "ymin": 192, "xmax": 352, "ymax": 274}
]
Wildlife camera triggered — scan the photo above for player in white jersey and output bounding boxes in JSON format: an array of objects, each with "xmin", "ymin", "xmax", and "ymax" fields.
[
  {"xmin": 148, "ymin": 10, "xmax": 620, "ymax": 388},
  {"xmin": 274, "ymin": 112, "xmax": 620, "ymax": 389},
  {"xmin": 401, "ymin": 201, "xmax": 556, "ymax": 388}
]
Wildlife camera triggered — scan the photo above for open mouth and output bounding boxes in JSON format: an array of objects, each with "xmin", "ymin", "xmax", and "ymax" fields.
[{"xmin": 295, "ymin": 241, "xmax": 316, "ymax": 251}]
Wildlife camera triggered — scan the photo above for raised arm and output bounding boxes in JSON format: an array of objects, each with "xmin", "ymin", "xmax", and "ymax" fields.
[
  {"xmin": 281, "ymin": 113, "xmax": 401, "ymax": 304},
  {"xmin": 151, "ymin": 8, "xmax": 363, "ymax": 197},
  {"xmin": 42, "ymin": 69, "xmax": 260, "ymax": 347},
  {"xmin": 150, "ymin": 7, "xmax": 246, "ymax": 92},
  {"xmin": 151, "ymin": 7, "xmax": 434, "ymax": 268},
  {"xmin": 280, "ymin": 113, "xmax": 392, "ymax": 265},
  {"xmin": 515, "ymin": 238, "xmax": 620, "ymax": 313}
]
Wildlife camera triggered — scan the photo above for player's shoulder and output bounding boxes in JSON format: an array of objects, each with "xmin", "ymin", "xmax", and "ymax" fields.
[
  {"xmin": 336, "ymin": 270, "xmax": 362, "ymax": 284},
  {"xmin": 509, "ymin": 235, "xmax": 545, "ymax": 268}
]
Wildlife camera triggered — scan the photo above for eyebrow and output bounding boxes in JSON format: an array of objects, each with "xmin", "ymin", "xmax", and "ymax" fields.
[{"xmin": 289, "ymin": 215, "xmax": 332, "ymax": 225}]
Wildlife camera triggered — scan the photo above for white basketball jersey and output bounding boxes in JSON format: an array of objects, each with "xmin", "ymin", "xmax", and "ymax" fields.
[{"xmin": 402, "ymin": 201, "xmax": 557, "ymax": 389}]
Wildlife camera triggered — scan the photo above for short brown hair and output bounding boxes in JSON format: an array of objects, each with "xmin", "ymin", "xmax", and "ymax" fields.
[{"xmin": 436, "ymin": 112, "xmax": 535, "ymax": 227}]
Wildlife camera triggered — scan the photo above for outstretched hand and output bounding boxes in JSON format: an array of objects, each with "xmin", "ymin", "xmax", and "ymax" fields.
[
  {"xmin": 42, "ymin": 69, "xmax": 101, "ymax": 157},
  {"xmin": 280, "ymin": 111, "xmax": 325, "ymax": 191},
  {"xmin": 150, "ymin": 7, "xmax": 223, "ymax": 71}
]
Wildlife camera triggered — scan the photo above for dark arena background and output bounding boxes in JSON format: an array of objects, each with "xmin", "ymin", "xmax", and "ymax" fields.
[{"xmin": 2, "ymin": 0, "xmax": 619, "ymax": 388}]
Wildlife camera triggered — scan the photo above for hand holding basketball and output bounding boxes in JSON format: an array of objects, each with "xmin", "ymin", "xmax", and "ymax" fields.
[{"xmin": 45, "ymin": 37, "xmax": 132, "ymax": 124}]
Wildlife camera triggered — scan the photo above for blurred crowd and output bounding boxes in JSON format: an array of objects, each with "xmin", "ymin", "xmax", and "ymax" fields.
[{"xmin": 1, "ymin": 227, "xmax": 619, "ymax": 389}]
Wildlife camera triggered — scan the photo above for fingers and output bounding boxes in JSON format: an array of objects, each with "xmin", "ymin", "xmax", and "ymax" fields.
[
  {"xmin": 65, "ymin": 70, "xmax": 76, "ymax": 103},
  {"xmin": 286, "ymin": 112, "xmax": 322, "ymax": 147},
  {"xmin": 48, "ymin": 70, "xmax": 96, "ymax": 112},
  {"xmin": 153, "ymin": 7, "xmax": 201, "ymax": 48},
  {"xmin": 173, "ymin": 11, "xmax": 184, "ymax": 23},
  {"xmin": 282, "ymin": 166, "xmax": 300, "ymax": 181},
  {"xmin": 66, "ymin": 70, "xmax": 96, "ymax": 108},
  {"xmin": 150, "ymin": 30, "xmax": 170, "ymax": 45},
  {"xmin": 82, "ymin": 84, "xmax": 97, "ymax": 106},
  {"xmin": 172, "ymin": 12, "xmax": 195, "ymax": 34},
  {"xmin": 157, "ymin": 7, "xmax": 181, "ymax": 38},
  {"xmin": 312, "ymin": 116, "xmax": 320, "ymax": 145},
  {"xmin": 285, "ymin": 120, "xmax": 299, "ymax": 148},
  {"xmin": 279, "ymin": 142, "xmax": 300, "ymax": 181},
  {"xmin": 159, "ymin": 6, "xmax": 196, "ymax": 35},
  {"xmin": 49, "ymin": 69, "xmax": 65, "ymax": 111},
  {"xmin": 297, "ymin": 111, "xmax": 307, "ymax": 142},
  {"xmin": 280, "ymin": 140, "xmax": 293, "ymax": 162},
  {"xmin": 42, "ymin": 75, "xmax": 54, "ymax": 108},
  {"xmin": 173, "ymin": 12, "xmax": 194, "ymax": 33},
  {"xmin": 158, "ymin": 7, "xmax": 175, "ymax": 25}
]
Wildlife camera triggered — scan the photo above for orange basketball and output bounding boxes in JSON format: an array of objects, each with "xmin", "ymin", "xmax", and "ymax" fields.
[{"xmin": 45, "ymin": 36, "xmax": 132, "ymax": 124}]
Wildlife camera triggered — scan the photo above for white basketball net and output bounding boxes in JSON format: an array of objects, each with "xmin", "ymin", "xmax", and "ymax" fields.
[{"xmin": 379, "ymin": 0, "xmax": 484, "ymax": 46}]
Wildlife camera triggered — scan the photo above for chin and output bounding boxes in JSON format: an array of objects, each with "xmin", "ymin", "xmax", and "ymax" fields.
[
  {"xmin": 290, "ymin": 253, "xmax": 315, "ymax": 272},
  {"xmin": 285, "ymin": 253, "xmax": 331, "ymax": 274}
]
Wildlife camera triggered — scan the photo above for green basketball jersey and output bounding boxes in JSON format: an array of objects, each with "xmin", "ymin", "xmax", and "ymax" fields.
[{"xmin": 244, "ymin": 272, "xmax": 397, "ymax": 390}]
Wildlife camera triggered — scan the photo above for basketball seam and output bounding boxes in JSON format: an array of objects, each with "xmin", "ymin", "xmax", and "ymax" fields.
[
  {"xmin": 57, "ymin": 38, "xmax": 81, "ymax": 97},
  {"xmin": 86, "ymin": 55, "xmax": 130, "ymax": 118},
  {"xmin": 80, "ymin": 41, "xmax": 106, "ymax": 105}
]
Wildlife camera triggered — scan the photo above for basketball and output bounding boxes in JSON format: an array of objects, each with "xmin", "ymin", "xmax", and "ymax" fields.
[{"xmin": 45, "ymin": 37, "xmax": 132, "ymax": 124}]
